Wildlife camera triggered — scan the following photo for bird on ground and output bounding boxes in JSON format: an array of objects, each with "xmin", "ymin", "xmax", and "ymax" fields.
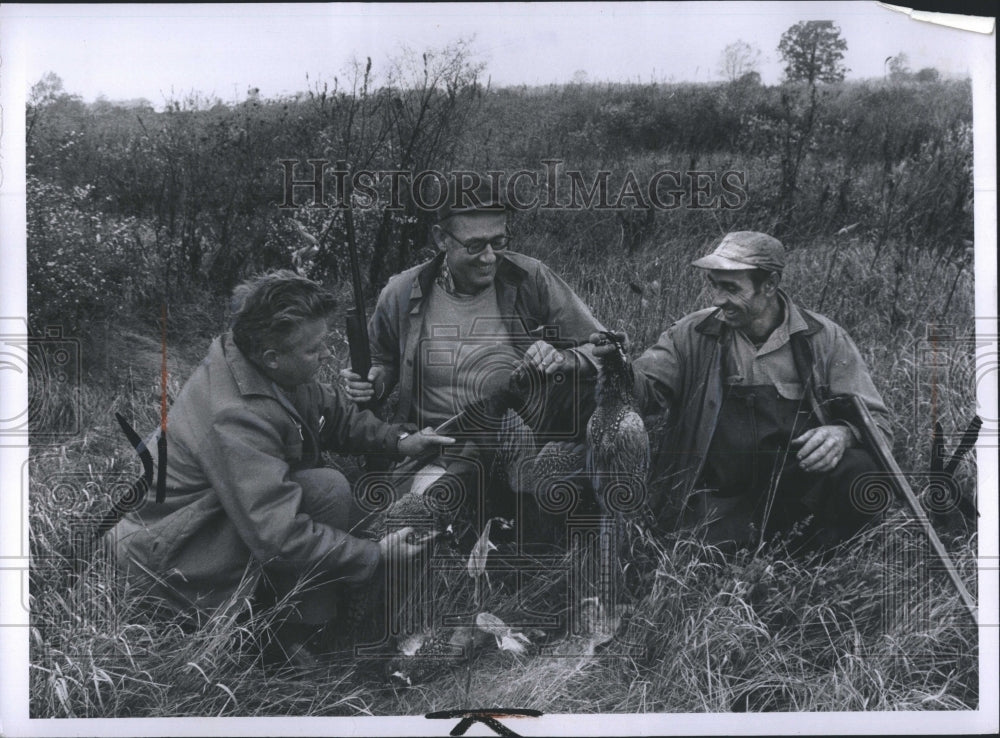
[
  {"xmin": 338, "ymin": 484, "xmax": 459, "ymax": 645},
  {"xmin": 386, "ymin": 627, "xmax": 485, "ymax": 687}
]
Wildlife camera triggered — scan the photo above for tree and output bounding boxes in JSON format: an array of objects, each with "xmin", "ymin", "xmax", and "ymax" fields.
[
  {"xmin": 29, "ymin": 71, "xmax": 66, "ymax": 106},
  {"xmin": 26, "ymin": 72, "xmax": 85, "ymax": 152},
  {"xmin": 915, "ymin": 67, "xmax": 941, "ymax": 83},
  {"xmin": 719, "ymin": 40, "xmax": 763, "ymax": 83},
  {"xmin": 887, "ymin": 53, "xmax": 911, "ymax": 80},
  {"xmin": 778, "ymin": 20, "xmax": 848, "ymax": 85}
]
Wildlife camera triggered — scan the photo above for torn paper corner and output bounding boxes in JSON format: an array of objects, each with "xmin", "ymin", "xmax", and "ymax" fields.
[{"xmin": 877, "ymin": 3, "xmax": 996, "ymax": 34}]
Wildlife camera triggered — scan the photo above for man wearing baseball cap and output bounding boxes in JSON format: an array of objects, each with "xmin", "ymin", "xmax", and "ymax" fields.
[{"xmin": 596, "ymin": 231, "xmax": 892, "ymax": 552}]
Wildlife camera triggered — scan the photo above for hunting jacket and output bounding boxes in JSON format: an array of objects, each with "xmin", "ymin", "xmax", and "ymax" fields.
[
  {"xmin": 368, "ymin": 250, "xmax": 606, "ymax": 426},
  {"xmin": 632, "ymin": 291, "xmax": 893, "ymax": 511},
  {"xmin": 111, "ymin": 333, "xmax": 406, "ymax": 616}
]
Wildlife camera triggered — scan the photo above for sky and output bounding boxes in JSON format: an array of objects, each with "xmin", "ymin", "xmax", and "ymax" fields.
[{"xmin": 0, "ymin": 1, "xmax": 990, "ymax": 108}]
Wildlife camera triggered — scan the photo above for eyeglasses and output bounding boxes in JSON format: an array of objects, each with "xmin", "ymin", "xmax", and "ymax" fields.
[{"xmin": 438, "ymin": 225, "xmax": 511, "ymax": 255}]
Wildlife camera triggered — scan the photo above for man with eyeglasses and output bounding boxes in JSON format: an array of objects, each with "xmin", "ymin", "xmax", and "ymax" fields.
[{"xmin": 341, "ymin": 177, "xmax": 605, "ymax": 523}]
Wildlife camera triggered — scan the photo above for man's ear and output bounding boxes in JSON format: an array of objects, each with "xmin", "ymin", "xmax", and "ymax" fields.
[
  {"xmin": 765, "ymin": 272, "xmax": 781, "ymax": 295},
  {"xmin": 431, "ymin": 224, "xmax": 450, "ymax": 253},
  {"xmin": 260, "ymin": 347, "xmax": 280, "ymax": 370}
]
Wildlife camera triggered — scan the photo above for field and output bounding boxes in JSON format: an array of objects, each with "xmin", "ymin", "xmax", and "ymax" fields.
[{"xmin": 25, "ymin": 56, "xmax": 980, "ymax": 719}]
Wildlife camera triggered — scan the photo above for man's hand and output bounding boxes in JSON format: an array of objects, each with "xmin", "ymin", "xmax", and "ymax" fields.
[
  {"xmin": 791, "ymin": 425, "xmax": 854, "ymax": 474},
  {"xmin": 397, "ymin": 427, "xmax": 456, "ymax": 456},
  {"xmin": 378, "ymin": 526, "xmax": 428, "ymax": 564},
  {"xmin": 524, "ymin": 340, "xmax": 576, "ymax": 376},
  {"xmin": 339, "ymin": 365, "xmax": 385, "ymax": 405},
  {"xmin": 589, "ymin": 331, "xmax": 629, "ymax": 359}
]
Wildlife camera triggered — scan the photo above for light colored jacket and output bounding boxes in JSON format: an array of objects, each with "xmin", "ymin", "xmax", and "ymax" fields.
[
  {"xmin": 632, "ymin": 293, "xmax": 893, "ymax": 511},
  {"xmin": 111, "ymin": 333, "xmax": 404, "ymax": 615},
  {"xmin": 368, "ymin": 250, "xmax": 606, "ymax": 426}
]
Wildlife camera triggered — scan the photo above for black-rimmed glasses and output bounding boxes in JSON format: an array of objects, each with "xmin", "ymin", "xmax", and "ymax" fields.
[{"xmin": 438, "ymin": 225, "xmax": 511, "ymax": 255}]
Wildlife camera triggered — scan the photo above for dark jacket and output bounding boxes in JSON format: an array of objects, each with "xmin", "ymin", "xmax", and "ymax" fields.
[
  {"xmin": 632, "ymin": 294, "xmax": 893, "ymax": 509},
  {"xmin": 368, "ymin": 250, "xmax": 606, "ymax": 425}
]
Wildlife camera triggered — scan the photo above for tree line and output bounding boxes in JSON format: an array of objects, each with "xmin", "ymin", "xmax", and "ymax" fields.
[{"xmin": 26, "ymin": 24, "xmax": 972, "ymax": 339}]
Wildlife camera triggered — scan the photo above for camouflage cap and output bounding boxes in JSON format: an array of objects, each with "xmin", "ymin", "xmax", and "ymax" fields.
[{"xmin": 691, "ymin": 231, "xmax": 786, "ymax": 272}]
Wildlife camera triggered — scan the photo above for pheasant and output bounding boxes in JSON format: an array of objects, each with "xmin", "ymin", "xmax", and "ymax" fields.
[
  {"xmin": 584, "ymin": 331, "xmax": 650, "ymax": 626},
  {"xmin": 337, "ymin": 486, "xmax": 458, "ymax": 647},
  {"xmin": 586, "ymin": 331, "xmax": 650, "ymax": 511},
  {"xmin": 386, "ymin": 627, "xmax": 484, "ymax": 687},
  {"xmin": 364, "ymin": 480, "xmax": 458, "ymax": 545},
  {"xmin": 492, "ymin": 335, "xmax": 650, "ymax": 528},
  {"xmin": 493, "ymin": 407, "xmax": 586, "ymax": 499}
]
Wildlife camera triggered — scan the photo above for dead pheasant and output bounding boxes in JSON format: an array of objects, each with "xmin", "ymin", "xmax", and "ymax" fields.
[
  {"xmin": 586, "ymin": 331, "xmax": 649, "ymax": 504},
  {"xmin": 365, "ymin": 481, "xmax": 458, "ymax": 545},
  {"xmin": 585, "ymin": 331, "xmax": 650, "ymax": 622},
  {"xmin": 338, "ymin": 487, "xmax": 458, "ymax": 644},
  {"xmin": 493, "ymin": 336, "xmax": 650, "ymax": 525},
  {"xmin": 494, "ymin": 407, "xmax": 587, "ymax": 499},
  {"xmin": 387, "ymin": 626, "xmax": 485, "ymax": 687}
]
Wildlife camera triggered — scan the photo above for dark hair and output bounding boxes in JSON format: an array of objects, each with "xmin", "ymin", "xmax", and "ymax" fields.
[
  {"xmin": 748, "ymin": 268, "xmax": 780, "ymax": 290},
  {"xmin": 230, "ymin": 270, "xmax": 336, "ymax": 361}
]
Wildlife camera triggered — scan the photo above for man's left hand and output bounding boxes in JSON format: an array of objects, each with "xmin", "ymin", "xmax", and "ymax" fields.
[
  {"xmin": 524, "ymin": 340, "xmax": 575, "ymax": 376},
  {"xmin": 791, "ymin": 425, "xmax": 854, "ymax": 474}
]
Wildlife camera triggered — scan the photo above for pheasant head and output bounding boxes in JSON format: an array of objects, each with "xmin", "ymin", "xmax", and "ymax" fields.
[{"xmin": 593, "ymin": 331, "xmax": 636, "ymax": 408}]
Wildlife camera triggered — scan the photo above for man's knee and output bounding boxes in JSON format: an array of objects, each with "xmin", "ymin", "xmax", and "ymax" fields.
[
  {"xmin": 290, "ymin": 467, "xmax": 353, "ymax": 529},
  {"xmin": 835, "ymin": 447, "xmax": 881, "ymax": 478},
  {"xmin": 819, "ymin": 447, "xmax": 887, "ymax": 529}
]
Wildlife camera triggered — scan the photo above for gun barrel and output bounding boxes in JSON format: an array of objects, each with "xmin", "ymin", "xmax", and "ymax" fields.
[
  {"xmin": 346, "ymin": 307, "xmax": 372, "ymax": 380},
  {"xmin": 338, "ymin": 160, "xmax": 366, "ymax": 320},
  {"xmin": 849, "ymin": 395, "xmax": 977, "ymax": 625}
]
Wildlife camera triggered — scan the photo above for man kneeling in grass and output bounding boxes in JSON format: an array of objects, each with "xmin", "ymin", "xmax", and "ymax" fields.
[
  {"xmin": 597, "ymin": 231, "xmax": 893, "ymax": 553},
  {"xmin": 110, "ymin": 270, "xmax": 453, "ymax": 667}
]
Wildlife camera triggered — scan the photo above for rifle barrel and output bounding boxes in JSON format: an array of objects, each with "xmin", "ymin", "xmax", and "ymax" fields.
[
  {"xmin": 337, "ymin": 160, "xmax": 366, "ymax": 320},
  {"xmin": 849, "ymin": 395, "xmax": 978, "ymax": 625}
]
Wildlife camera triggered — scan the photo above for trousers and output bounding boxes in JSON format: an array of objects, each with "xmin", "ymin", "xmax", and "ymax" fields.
[
  {"xmin": 686, "ymin": 383, "xmax": 882, "ymax": 551},
  {"xmin": 255, "ymin": 467, "xmax": 368, "ymax": 625}
]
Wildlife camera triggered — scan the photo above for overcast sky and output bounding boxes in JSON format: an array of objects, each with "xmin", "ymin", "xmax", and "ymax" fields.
[{"xmin": 0, "ymin": 2, "xmax": 988, "ymax": 107}]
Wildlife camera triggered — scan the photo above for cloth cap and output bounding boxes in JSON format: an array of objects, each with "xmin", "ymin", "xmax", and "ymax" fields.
[
  {"xmin": 691, "ymin": 231, "xmax": 785, "ymax": 272},
  {"xmin": 436, "ymin": 177, "xmax": 508, "ymax": 222}
]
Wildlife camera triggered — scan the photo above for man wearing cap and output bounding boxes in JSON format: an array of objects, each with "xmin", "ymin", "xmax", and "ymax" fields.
[
  {"xmin": 601, "ymin": 231, "xmax": 892, "ymax": 551},
  {"xmin": 341, "ymin": 177, "xmax": 605, "ymax": 520}
]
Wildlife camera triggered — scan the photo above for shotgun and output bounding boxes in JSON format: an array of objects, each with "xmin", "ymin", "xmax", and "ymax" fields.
[
  {"xmin": 339, "ymin": 160, "xmax": 376, "ymax": 406},
  {"xmin": 846, "ymin": 394, "xmax": 977, "ymax": 625}
]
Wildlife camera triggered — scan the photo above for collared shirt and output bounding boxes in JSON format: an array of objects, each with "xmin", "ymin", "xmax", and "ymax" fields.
[{"xmin": 723, "ymin": 293, "xmax": 811, "ymax": 401}]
